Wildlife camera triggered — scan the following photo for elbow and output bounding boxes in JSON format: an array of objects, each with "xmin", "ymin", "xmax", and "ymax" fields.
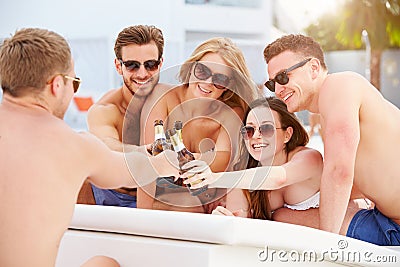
[{"xmin": 327, "ymin": 165, "xmax": 354, "ymax": 185}]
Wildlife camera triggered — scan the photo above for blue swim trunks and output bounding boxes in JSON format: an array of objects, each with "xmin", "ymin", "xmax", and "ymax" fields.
[
  {"xmin": 91, "ymin": 185, "xmax": 137, "ymax": 208},
  {"xmin": 346, "ymin": 208, "xmax": 400, "ymax": 245}
]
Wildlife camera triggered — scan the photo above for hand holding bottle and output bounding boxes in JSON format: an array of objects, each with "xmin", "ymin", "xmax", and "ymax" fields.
[{"xmin": 181, "ymin": 160, "xmax": 216, "ymax": 189}]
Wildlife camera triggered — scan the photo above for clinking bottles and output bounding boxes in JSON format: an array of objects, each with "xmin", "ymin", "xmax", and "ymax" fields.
[{"xmin": 168, "ymin": 128, "xmax": 208, "ymax": 196}]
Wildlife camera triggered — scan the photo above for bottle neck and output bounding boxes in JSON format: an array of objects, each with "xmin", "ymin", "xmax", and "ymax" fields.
[
  {"xmin": 170, "ymin": 133, "xmax": 185, "ymax": 152},
  {"xmin": 154, "ymin": 125, "xmax": 166, "ymax": 140}
]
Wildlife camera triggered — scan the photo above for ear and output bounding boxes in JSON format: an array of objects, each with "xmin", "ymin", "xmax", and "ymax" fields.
[
  {"xmin": 115, "ymin": 58, "xmax": 123, "ymax": 75},
  {"xmin": 284, "ymin": 126, "xmax": 294, "ymax": 143},
  {"xmin": 158, "ymin": 57, "xmax": 164, "ymax": 69},
  {"xmin": 310, "ymin": 58, "xmax": 321, "ymax": 79},
  {"xmin": 49, "ymin": 75, "xmax": 63, "ymax": 97}
]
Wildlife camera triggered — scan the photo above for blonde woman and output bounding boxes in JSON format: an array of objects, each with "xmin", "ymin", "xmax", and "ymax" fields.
[{"xmin": 138, "ymin": 37, "xmax": 259, "ymax": 213}]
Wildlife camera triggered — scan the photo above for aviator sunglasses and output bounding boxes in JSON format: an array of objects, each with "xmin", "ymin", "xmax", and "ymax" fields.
[
  {"xmin": 47, "ymin": 74, "xmax": 81, "ymax": 93},
  {"xmin": 241, "ymin": 123, "xmax": 283, "ymax": 140},
  {"xmin": 119, "ymin": 59, "xmax": 161, "ymax": 72},
  {"xmin": 264, "ymin": 58, "xmax": 312, "ymax": 92},
  {"xmin": 193, "ymin": 61, "xmax": 231, "ymax": 90},
  {"xmin": 63, "ymin": 75, "xmax": 81, "ymax": 93}
]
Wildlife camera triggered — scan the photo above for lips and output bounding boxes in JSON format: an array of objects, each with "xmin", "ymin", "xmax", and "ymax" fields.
[
  {"xmin": 133, "ymin": 78, "xmax": 151, "ymax": 86},
  {"xmin": 283, "ymin": 92, "xmax": 294, "ymax": 102},
  {"xmin": 251, "ymin": 143, "xmax": 268, "ymax": 150},
  {"xmin": 198, "ymin": 84, "xmax": 212, "ymax": 94}
]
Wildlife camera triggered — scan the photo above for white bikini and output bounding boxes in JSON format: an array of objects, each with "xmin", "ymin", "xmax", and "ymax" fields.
[{"xmin": 283, "ymin": 192, "xmax": 320, "ymax": 211}]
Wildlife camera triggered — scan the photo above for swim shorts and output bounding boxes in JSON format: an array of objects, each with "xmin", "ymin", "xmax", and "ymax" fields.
[
  {"xmin": 346, "ymin": 207, "xmax": 400, "ymax": 245},
  {"xmin": 91, "ymin": 185, "xmax": 137, "ymax": 208}
]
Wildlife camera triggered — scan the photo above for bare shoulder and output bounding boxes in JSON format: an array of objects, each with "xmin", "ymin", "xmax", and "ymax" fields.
[
  {"xmin": 322, "ymin": 72, "xmax": 368, "ymax": 95},
  {"xmin": 291, "ymin": 146, "xmax": 323, "ymax": 164}
]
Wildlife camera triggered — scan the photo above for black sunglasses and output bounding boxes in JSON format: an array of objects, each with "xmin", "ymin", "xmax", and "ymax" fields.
[
  {"xmin": 265, "ymin": 58, "xmax": 312, "ymax": 92},
  {"xmin": 193, "ymin": 62, "xmax": 231, "ymax": 90},
  {"xmin": 63, "ymin": 75, "xmax": 81, "ymax": 93},
  {"xmin": 241, "ymin": 123, "xmax": 283, "ymax": 140},
  {"xmin": 119, "ymin": 59, "xmax": 161, "ymax": 72}
]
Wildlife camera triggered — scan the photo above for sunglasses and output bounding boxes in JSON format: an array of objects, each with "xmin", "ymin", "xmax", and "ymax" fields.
[
  {"xmin": 119, "ymin": 59, "xmax": 161, "ymax": 72},
  {"xmin": 264, "ymin": 58, "xmax": 312, "ymax": 92},
  {"xmin": 241, "ymin": 123, "xmax": 283, "ymax": 140},
  {"xmin": 63, "ymin": 75, "xmax": 81, "ymax": 93},
  {"xmin": 193, "ymin": 62, "xmax": 231, "ymax": 90},
  {"xmin": 47, "ymin": 74, "xmax": 81, "ymax": 93}
]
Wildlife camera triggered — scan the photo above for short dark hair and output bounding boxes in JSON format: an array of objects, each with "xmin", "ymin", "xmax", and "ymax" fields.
[
  {"xmin": 114, "ymin": 25, "xmax": 164, "ymax": 60},
  {"xmin": 263, "ymin": 34, "xmax": 327, "ymax": 70}
]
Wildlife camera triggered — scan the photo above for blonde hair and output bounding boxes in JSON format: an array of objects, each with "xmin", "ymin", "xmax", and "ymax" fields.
[{"xmin": 0, "ymin": 28, "xmax": 71, "ymax": 97}]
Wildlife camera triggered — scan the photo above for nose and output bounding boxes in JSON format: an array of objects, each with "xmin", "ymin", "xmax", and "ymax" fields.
[
  {"xmin": 136, "ymin": 65, "xmax": 149, "ymax": 79},
  {"xmin": 253, "ymin": 127, "xmax": 262, "ymax": 138}
]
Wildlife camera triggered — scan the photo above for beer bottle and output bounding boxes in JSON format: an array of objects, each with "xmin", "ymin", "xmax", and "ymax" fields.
[
  {"xmin": 152, "ymin": 119, "xmax": 176, "ymax": 189},
  {"xmin": 168, "ymin": 128, "xmax": 208, "ymax": 196},
  {"xmin": 174, "ymin": 120, "xmax": 183, "ymax": 142},
  {"xmin": 151, "ymin": 119, "xmax": 171, "ymax": 155}
]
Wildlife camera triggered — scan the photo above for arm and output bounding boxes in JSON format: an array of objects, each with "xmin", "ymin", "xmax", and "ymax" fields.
[
  {"xmin": 79, "ymin": 132, "xmax": 179, "ymax": 189},
  {"xmin": 184, "ymin": 148, "xmax": 322, "ymax": 190},
  {"xmin": 318, "ymin": 74, "xmax": 362, "ymax": 234},
  {"xmin": 87, "ymin": 103, "xmax": 125, "ymax": 152}
]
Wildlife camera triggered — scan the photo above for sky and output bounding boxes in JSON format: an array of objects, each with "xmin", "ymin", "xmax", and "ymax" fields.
[{"xmin": 278, "ymin": 0, "xmax": 344, "ymax": 31}]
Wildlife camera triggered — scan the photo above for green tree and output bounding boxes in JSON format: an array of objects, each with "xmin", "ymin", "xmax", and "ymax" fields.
[{"xmin": 305, "ymin": 0, "xmax": 400, "ymax": 90}]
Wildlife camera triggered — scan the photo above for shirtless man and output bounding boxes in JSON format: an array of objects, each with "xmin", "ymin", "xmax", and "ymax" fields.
[
  {"xmin": 84, "ymin": 25, "xmax": 165, "ymax": 207},
  {"xmin": 263, "ymin": 34, "xmax": 400, "ymax": 245},
  {"xmin": 0, "ymin": 28, "xmax": 179, "ymax": 267}
]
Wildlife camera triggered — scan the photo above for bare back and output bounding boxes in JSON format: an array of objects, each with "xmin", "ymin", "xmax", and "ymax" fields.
[
  {"xmin": 0, "ymin": 100, "xmax": 137, "ymax": 266},
  {"xmin": 319, "ymin": 72, "xmax": 400, "ymax": 223}
]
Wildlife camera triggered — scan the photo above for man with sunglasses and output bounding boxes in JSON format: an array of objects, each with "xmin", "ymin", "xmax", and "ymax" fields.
[
  {"xmin": 263, "ymin": 34, "xmax": 400, "ymax": 246},
  {"xmin": 80, "ymin": 25, "xmax": 167, "ymax": 208},
  {"xmin": 0, "ymin": 28, "xmax": 180, "ymax": 267}
]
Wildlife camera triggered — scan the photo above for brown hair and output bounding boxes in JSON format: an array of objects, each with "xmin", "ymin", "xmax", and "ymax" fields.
[
  {"xmin": 263, "ymin": 34, "xmax": 327, "ymax": 71},
  {"xmin": 114, "ymin": 25, "xmax": 164, "ymax": 60},
  {"xmin": 0, "ymin": 28, "xmax": 71, "ymax": 97},
  {"xmin": 178, "ymin": 37, "xmax": 258, "ymax": 111},
  {"xmin": 238, "ymin": 97, "xmax": 309, "ymax": 220}
]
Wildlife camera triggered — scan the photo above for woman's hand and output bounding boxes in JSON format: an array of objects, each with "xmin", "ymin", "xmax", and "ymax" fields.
[
  {"xmin": 211, "ymin": 206, "xmax": 247, "ymax": 217},
  {"xmin": 180, "ymin": 160, "xmax": 217, "ymax": 188}
]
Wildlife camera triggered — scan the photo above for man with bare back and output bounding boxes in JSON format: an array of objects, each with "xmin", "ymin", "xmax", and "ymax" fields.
[
  {"xmin": 0, "ymin": 28, "xmax": 179, "ymax": 267},
  {"xmin": 263, "ymin": 34, "xmax": 400, "ymax": 245}
]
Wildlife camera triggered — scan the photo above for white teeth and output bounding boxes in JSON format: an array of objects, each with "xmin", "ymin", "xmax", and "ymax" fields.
[
  {"xmin": 283, "ymin": 92, "xmax": 293, "ymax": 101},
  {"xmin": 252, "ymin": 143, "xmax": 267, "ymax": 149},
  {"xmin": 134, "ymin": 79, "xmax": 150, "ymax": 85},
  {"xmin": 199, "ymin": 85, "xmax": 212, "ymax": 94}
]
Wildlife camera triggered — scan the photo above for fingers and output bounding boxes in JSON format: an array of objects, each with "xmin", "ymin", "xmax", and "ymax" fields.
[
  {"xmin": 211, "ymin": 206, "xmax": 234, "ymax": 216},
  {"xmin": 181, "ymin": 160, "xmax": 209, "ymax": 173}
]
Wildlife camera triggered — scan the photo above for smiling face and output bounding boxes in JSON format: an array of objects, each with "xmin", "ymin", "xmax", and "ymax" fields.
[
  {"xmin": 116, "ymin": 41, "xmax": 162, "ymax": 98},
  {"xmin": 267, "ymin": 51, "xmax": 313, "ymax": 113},
  {"xmin": 244, "ymin": 106, "xmax": 290, "ymax": 166},
  {"xmin": 188, "ymin": 52, "xmax": 232, "ymax": 100}
]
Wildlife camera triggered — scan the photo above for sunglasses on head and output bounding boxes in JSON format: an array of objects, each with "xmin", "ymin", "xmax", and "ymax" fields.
[
  {"xmin": 193, "ymin": 61, "xmax": 231, "ymax": 90},
  {"xmin": 63, "ymin": 75, "xmax": 81, "ymax": 93},
  {"xmin": 265, "ymin": 58, "xmax": 312, "ymax": 92},
  {"xmin": 241, "ymin": 123, "xmax": 283, "ymax": 140},
  {"xmin": 119, "ymin": 59, "xmax": 161, "ymax": 72}
]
